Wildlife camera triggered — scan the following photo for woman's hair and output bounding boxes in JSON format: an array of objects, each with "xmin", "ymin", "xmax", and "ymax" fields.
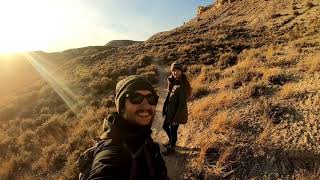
[{"xmin": 168, "ymin": 73, "xmax": 192, "ymax": 99}]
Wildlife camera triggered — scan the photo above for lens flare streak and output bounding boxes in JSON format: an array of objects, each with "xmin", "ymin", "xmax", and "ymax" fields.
[{"xmin": 23, "ymin": 52, "xmax": 79, "ymax": 114}]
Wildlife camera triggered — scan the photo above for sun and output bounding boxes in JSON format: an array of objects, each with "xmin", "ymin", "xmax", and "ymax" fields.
[
  {"xmin": 0, "ymin": 1, "xmax": 50, "ymax": 53},
  {"xmin": 0, "ymin": 0, "xmax": 83, "ymax": 54},
  {"xmin": 0, "ymin": 0, "xmax": 121, "ymax": 54}
]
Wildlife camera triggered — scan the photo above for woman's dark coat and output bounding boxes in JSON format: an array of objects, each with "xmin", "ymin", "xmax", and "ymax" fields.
[{"xmin": 163, "ymin": 74, "xmax": 189, "ymax": 124}]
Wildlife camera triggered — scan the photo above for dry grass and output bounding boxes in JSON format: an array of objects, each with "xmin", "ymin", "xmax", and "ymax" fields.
[
  {"xmin": 293, "ymin": 167, "xmax": 320, "ymax": 180},
  {"xmin": 225, "ymin": 58, "xmax": 262, "ymax": 85},
  {"xmin": 257, "ymin": 122, "xmax": 273, "ymax": 145},
  {"xmin": 297, "ymin": 54, "xmax": 320, "ymax": 73},
  {"xmin": 209, "ymin": 111, "xmax": 229, "ymax": 134},
  {"xmin": 238, "ymin": 48, "xmax": 265, "ymax": 62},
  {"xmin": 278, "ymin": 80, "xmax": 319, "ymax": 99},
  {"xmin": 191, "ymin": 90, "xmax": 242, "ymax": 119},
  {"xmin": 259, "ymin": 67, "xmax": 281, "ymax": 81},
  {"xmin": 191, "ymin": 84, "xmax": 211, "ymax": 99},
  {"xmin": 177, "ymin": 44, "xmax": 193, "ymax": 53}
]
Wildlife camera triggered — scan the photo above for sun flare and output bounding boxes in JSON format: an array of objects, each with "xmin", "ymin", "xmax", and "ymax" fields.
[
  {"xmin": 0, "ymin": 0, "xmax": 112, "ymax": 54},
  {"xmin": 0, "ymin": 1, "xmax": 59, "ymax": 53}
]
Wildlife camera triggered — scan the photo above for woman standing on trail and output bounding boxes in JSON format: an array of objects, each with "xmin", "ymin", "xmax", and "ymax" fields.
[{"xmin": 162, "ymin": 62, "xmax": 191, "ymax": 155}]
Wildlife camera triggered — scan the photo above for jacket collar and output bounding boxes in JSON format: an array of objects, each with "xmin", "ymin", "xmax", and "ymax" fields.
[{"xmin": 101, "ymin": 112, "xmax": 152, "ymax": 146}]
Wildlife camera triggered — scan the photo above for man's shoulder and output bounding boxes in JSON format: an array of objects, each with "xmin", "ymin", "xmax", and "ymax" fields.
[
  {"xmin": 92, "ymin": 138, "xmax": 126, "ymax": 164},
  {"xmin": 96, "ymin": 138, "xmax": 121, "ymax": 152},
  {"xmin": 146, "ymin": 137, "xmax": 161, "ymax": 153}
]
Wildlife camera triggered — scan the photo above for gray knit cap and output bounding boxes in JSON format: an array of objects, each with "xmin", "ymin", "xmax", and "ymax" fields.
[
  {"xmin": 115, "ymin": 75, "xmax": 156, "ymax": 113},
  {"xmin": 170, "ymin": 62, "xmax": 184, "ymax": 71}
]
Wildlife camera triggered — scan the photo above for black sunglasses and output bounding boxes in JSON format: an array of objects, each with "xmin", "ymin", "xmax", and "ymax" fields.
[{"xmin": 125, "ymin": 92, "xmax": 159, "ymax": 105}]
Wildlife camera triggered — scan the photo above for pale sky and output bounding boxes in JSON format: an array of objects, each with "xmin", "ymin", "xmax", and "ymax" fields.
[{"xmin": 0, "ymin": 0, "xmax": 212, "ymax": 53}]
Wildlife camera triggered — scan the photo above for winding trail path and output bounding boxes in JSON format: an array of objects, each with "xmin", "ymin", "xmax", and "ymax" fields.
[{"xmin": 151, "ymin": 57, "xmax": 168, "ymax": 131}]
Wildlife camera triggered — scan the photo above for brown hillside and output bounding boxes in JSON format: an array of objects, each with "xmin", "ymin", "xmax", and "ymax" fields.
[{"xmin": 0, "ymin": 0, "xmax": 319, "ymax": 179}]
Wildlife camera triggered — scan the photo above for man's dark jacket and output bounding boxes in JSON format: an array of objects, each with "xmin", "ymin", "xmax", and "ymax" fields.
[
  {"xmin": 87, "ymin": 113, "xmax": 168, "ymax": 180},
  {"xmin": 163, "ymin": 74, "xmax": 189, "ymax": 124}
]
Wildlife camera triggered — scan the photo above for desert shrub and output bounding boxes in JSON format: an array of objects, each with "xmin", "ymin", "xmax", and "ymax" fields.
[
  {"xmin": 191, "ymin": 65, "xmax": 221, "ymax": 85},
  {"xmin": 64, "ymin": 109, "xmax": 76, "ymax": 119},
  {"xmin": 247, "ymin": 83, "xmax": 272, "ymax": 98},
  {"xmin": 234, "ymin": 71, "xmax": 263, "ymax": 84},
  {"xmin": 38, "ymin": 114, "xmax": 51, "ymax": 123},
  {"xmin": 298, "ymin": 55, "xmax": 320, "ymax": 73},
  {"xmin": 40, "ymin": 107, "xmax": 50, "ymax": 114},
  {"xmin": 136, "ymin": 55, "xmax": 152, "ymax": 67},
  {"xmin": 32, "ymin": 144, "xmax": 69, "ymax": 175},
  {"xmin": 197, "ymin": 138, "xmax": 222, "ymax": 170},
  {"xmin": 8, "ymin": 91, "xmax": 40, "ymax": 119},
  {"xmin": 136, "ymin": 65, "xmax": 159, "ymax": 84},
  {"xmin": 240, "ymin": 48, "xmax": 263, "ymax": 62},
  {"xmin": 88, "ymin": 77, "xmax": 114, "ymax": 94},
  {"xmin": 0, "ymin": 153, "xmax": 33, "ymax": 179},
  {"xmin": 266, "ymin": 104, "xmax": 301, "ymax": 124},
  {"xmin": 293, "ymin": 11, "xmax": 300, "ymax": 16},
  {"xmin": 20, "ymin": 118, "xmax": 35, "ymax": 131},
  {"xmin": 231, "ymin": 80, "xmax": 243, "ymax": 89},
  {"xmin": 202, "ymin": 66, "xmax": 221, "ymax": 83},
  {"xmin": 7, "ymin": 119, "xmax": 22, "ymax": 137},
  {"xmin": 104, "ymin": 64, "xmax": 130, "ymax": 80},
  {"xmin": 190, "ymin": 66, "xmax": 220, "ymax": 99},
  {"xmin": 55, "ymin": 104, "xmax": 68, "ymax": 114},
  {"xmin": 306, "ymin": 1, "xmax": 317, "ymax": 8},
  {"xmin": 260, "ymin": 67, "xmax": 291, "ymax": 85},
  {"xmin": 267, "ymin": 56, "xmax": 296, "ymax": 68},
  {"xmin": 177, "ymin": 45, "xmax": 193, "ymax": 53},
  {"xmin": 278, "ymin": 82, "xmax": 317, "ymax": 99},
  {"xmin": 79, "ymin": 107, "xmax": 110, "ymax": 135},
  {"xmin": 293, "ymin": 168, "xmax": 320, "ymax": 179},
  {"xmin": 91, "ymin": 70, "xmax": 100, "ymax": 77},
  {"xmin": 79, "ymin": 75, "xmax": 91, "ymax": 83},
  {"xmin": 17, "ymin": 130, "xmax": 40, "ymax": 153},
  {"xmin": 197, "ymin": 134, "xmax": 234, "ymax": 179},
  {"xmin": 215, "ymin": 145, "xmax": 253, "ymax": 178},
  {"xmin": 59, "ymin": 152, "xmax": 79, "ymax": 180},
  {"xmin": 192, "ymin": 85, "xmax": 210, "ymax": 99},
  {"xmin": 229, "ymin": 59, "xmax": 263, "ymax": 88},
  {"xmin": 164, "ymin": 52, "xmax": 178, "ymax": 62},
  {"xmin": 35, "ymin": 115, "xmax": 68, "ymax": 145},
  {"xmin": 271, "ymin": 13, "xmax": 283, "ymax": 19},
  {"xmin": 218, "ymin": 52, "xmax": 238, "ymax": 69},
  {"xmin": 139, "ymin": 71, "xmax": 158, "ymax": 84},
  {"xmin": 199, "ymin": 53, "xmax": 215, "ymax": 63},
  {"xmin": 231, "ymin": 58, "xmax": 257, "ymax": 75},
  {"xmin": 209, "ymin": 111, "xmax": 230, "ymax": 134},
  {"xmin": 267, "ymin": 73, "xmax": 290, "ymax": 86},
  {"xmin": 0, "ymin": 137, "xmax": 19, "ymax": 159},
  {"xmin": 68, "ymin": 129, "xmax": 96, "ymax": 153},
  {"xmin": 136, "ymin": 64, "xmax": 157, "ymax": 74},
  {"xmin": 187, "ymin": 64, "xmax": 202, "ymax": 78},
  {"xmin": 100, "ymin": 97, "xmax": 114, "ymax": 108},
  {"xmin": 191, "ymin": 91, "xmax": 241, "ymax": 119}
]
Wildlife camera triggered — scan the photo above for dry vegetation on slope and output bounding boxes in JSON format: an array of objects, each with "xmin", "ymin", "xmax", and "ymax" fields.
[{"xmin": 0, "ymin": 0, "xmax": 319, "ymax": 179}]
